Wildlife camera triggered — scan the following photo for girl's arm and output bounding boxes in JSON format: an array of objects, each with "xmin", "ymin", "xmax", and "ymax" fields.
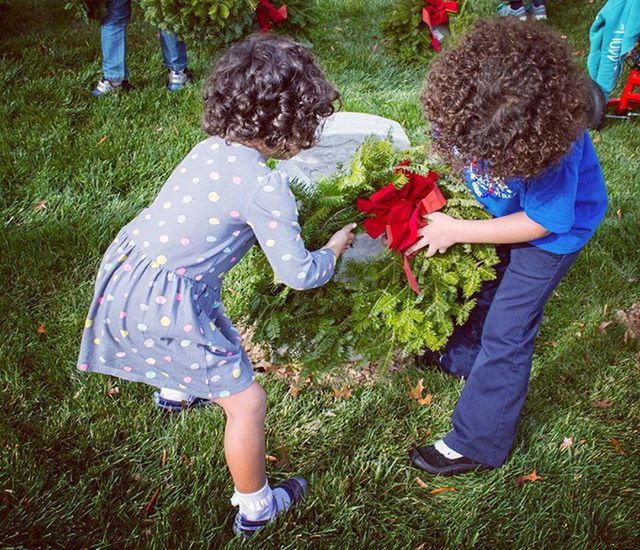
[
  {"xmin": 246, "ymin": 171, "xmax": 354, "ymax": 290},
  {"xmin": 405, "ymin": 211, "xmax": 550, "ymax": 258}
]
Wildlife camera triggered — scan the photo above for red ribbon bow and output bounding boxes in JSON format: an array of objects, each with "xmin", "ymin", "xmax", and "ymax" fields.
[
  {"xmin": 356, "ymin": 162, "xmax": 447, "ymax": 294},
  {"xmin": 257, "ymin": 0, "xmax": 288, "ymax": 33},
  {"xmin": 422, "ymin": 0, "xmax": 459, "ymax": 52}
]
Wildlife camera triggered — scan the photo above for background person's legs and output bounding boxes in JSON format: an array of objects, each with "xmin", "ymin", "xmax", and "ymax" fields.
[{"xmin": 100, "ymin": 0, "xmax": 131, "ymax": 82}]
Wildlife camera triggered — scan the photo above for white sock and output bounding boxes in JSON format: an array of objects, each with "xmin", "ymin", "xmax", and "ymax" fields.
[
  {"xmin": 230, "ymin": 481, "xmax": 275, "ymax": 522},
  {"xmin": 434, "ymin": 439, "xmax": 464, "ymax": 459},
  {"xmin": 159, "ymin": 387, "xmax": 190, "ymax": 402}
]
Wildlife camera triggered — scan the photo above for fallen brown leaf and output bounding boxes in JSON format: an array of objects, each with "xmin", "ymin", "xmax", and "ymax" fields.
[
  {"xmin": 418, "ymin": 393, "xmax": 433, "ymax": 406},
  {"xmin": 593, "ymin": 399, "xmax": 612, "ymax": 409},
  {"xmin": 96, "ymin": 135, "xmax": 108, "ymax": 146},
  {"xmin": 141, "ymin": 487, "xmax": 161, "ymax": 517},
  {"xmin": 333, "ymin": 384, "xmax": 352, "ymax": 401},
  {"xmin": 429, "ymin": 486, "xmax": 457, "ymax": 495},
  {"xmin": 409, "ymin": 378, "xmax": 425, "ymax": 401},
  {"xmin": 276, "ymin": 446, "xmax": 291, "ymax": 468},
  {"xmin": 598, "ymin": 320, "xmax": 613, "ymax": 333},
  {"xmin": 516, "ymin": 469, "xmax": 542, "ymax": 486},
  {"xmin": 610, "ymin": 437, "xmax": 625, "ymax": 455},
  {"xmin": 34, "ymin": 200, "xmax": 47, "ymax": 211},
  {"xmin": 289, "ymin": 384, "xmax": 302, "ymax": 398},
  {"xmin": 560, "ymin": 436, "xmax": 574, "ymax": 451},
  {"xmin": 414, "ymin": 476, "xmax": 429, "ymax": 489},
  {"xmin": 106, "ymin": 384, "xmax": 119, "ymax": 398},
  {"xmin": 36, "ymin": 324, "xmax": 46, "ymax": 334},
  {"xmin": 161, "ymin": 448, "xmax": 167, "ymax": 467}
]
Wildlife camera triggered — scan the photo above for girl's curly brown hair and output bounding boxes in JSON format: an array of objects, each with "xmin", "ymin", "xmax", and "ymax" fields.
[
  {"xmin": 203, "ymin": 33, "xmax": 339, "ymax": 158},
  {"xmin": 422, "ymin": 18, "xmax": 589, "ymax": 181}
]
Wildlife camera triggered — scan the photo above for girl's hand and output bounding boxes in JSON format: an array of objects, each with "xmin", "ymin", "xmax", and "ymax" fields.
[
  {"xmin": 323, "ymin": 223, "xmax": 357, "ymax": 260},
  {"xmin": 405, "ymin": 212, "xmax": 459, "ymax": 258}
]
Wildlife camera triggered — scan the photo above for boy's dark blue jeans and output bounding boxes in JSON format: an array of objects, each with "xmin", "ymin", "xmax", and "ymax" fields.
[{"xmin": 441, "ymin": 242, "xmax": 580, "ymax": 468}]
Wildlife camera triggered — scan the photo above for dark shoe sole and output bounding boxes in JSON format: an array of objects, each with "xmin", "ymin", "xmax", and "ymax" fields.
[{"xmin": 409, "ymin": 447, "xmax": 493, "ymax": 476}]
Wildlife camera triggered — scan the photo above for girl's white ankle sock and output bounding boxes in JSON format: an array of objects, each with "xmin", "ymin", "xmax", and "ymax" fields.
[
  {"xmin": 231, "ymin": 481, "xmax": 275, "ymax": 522},
  {"xmin": 159, "ymin": 388, "xmax": 191, "ymax": 402},
  {"xmin": 434, "ymin": 439, "xmax": 464, "ymax": 459}
]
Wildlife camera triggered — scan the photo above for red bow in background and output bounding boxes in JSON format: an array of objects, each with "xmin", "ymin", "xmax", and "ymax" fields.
[
  {"xmin": 422, "ymin": 0, "xmax": 458, "ymax": 52},
  {"xmin": 257, "ymin": 0, "xmax": 288, "ymax": 33},
  {"xmin": 356, "ymin": 162, "xmax": 447, "ymax": 294}
]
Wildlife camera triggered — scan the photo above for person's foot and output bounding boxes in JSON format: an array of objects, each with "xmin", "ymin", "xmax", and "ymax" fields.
[
  {"xmin": 233, "ymin": 476, "xmax": 308, "ymax": 538},
  {"xmin": 153, "ymin": 390, "xmax": 212, "ymax": 413},
  {"xmin": 410, "ymin": 442, "xmax": 493, "ymax": 476},
  {"xmin": 92, "ymin": 78, "xmax": 132, "ymax": 97},
  {"xmin": 526, "ymin": 2, "xmax": 547, "ymax": 21},
  {"xmin": 497, "ymin": 3, "xmax": 527, "ymax": 21},
  {"xmin": 167, "ymin": 68, "xmax": 192, "ymax": 91}
]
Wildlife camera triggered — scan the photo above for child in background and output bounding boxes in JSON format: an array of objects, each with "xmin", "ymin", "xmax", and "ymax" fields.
[
  {"xmin": 498, "ymin": 1, "xmax": 547, "ymax": 21},
  {"xmin": 78, "ymin": 34, "xmax": 355, "ymax": 536},
  {"xmin": 93, "ymin": 0, "xmax": 191, "ymax": 96},
  {"xmin": 410, "ymin": 19, "xmax": 607, "ymax": 475},
  {"xmin": 588, "ymin": 0, "xmax": 640, "ymax": 99}
]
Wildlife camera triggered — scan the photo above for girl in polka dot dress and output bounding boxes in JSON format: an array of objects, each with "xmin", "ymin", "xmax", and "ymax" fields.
[{"xmin": 77, "ymin": 34, "xmax": 355, "ymax": 538}]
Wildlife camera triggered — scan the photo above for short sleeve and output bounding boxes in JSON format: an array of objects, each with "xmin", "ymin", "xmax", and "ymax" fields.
[
  {"xmin": 522, "ymin": 137, "xmax": 584, "ymax": 234},
  {"xmin": 245, "ymin": 171, "xmax": 335, "ymax": 290}
]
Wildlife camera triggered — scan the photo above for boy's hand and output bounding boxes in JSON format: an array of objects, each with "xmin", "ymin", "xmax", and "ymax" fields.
[
  {"xmin": 323, "ymin": 223, "xmax": 357, "ymax": 260},
  {"xmin": 405, "ymin": 212, "xmax": 459, "ymax": 258}
]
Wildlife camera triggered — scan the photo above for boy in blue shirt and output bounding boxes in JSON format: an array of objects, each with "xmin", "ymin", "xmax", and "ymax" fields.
[{"xmin": 410, "ymin": 18, "xmax": 608, "ymax": 475}]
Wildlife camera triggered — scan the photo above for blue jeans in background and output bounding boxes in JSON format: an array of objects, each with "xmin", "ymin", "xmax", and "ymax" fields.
[
  {"xmin": 440, "ymin": 243, "xmax": 580, "ymax": 467},
  {"xmin": 101, "ymin": 0, "xmax": 188, "ymax": 81}
]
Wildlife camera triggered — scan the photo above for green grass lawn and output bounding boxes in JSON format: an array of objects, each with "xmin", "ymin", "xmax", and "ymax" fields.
[{"xmin": 1, "ymin": 0, "xmax": 639, "ymax": 547}]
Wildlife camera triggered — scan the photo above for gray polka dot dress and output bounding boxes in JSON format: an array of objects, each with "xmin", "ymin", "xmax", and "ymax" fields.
[{"xmin": 77, "ymin": 137, "xmax": 336, "ymax": 399}]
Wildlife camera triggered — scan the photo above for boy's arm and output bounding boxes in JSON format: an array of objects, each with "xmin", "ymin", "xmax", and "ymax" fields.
[{"xmin": 405, "ymin": 211, "xmax": 550, "ymax": 258}]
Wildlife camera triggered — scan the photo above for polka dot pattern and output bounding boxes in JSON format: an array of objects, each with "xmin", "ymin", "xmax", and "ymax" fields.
[{"xmin": 77, "ymin": 137, "xmax": 334, "ymax": 401}]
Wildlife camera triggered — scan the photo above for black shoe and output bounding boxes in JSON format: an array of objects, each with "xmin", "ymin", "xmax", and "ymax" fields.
[
  {"xmin": 409, "ymin": 444, "xmax": 493, "ymax": 476},
  {"xmin": 415, "ymin": 349, "xmax": 444, "ymax": 371}
]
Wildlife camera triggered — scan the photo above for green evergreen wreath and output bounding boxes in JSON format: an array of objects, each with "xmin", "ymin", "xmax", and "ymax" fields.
[{"xmin": 224, "ymin": 138, "xmax": 499, "ymax": 376}]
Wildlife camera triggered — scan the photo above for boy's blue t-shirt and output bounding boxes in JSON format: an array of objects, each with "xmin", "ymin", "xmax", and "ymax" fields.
[{"xmin": 463, "ymin": 131, "xmax": 608, "ymax": 254}]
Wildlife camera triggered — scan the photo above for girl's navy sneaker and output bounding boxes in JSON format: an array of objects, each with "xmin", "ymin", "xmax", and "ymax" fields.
[
  {"xmin": 410, "ymin": 445, "xmax": 492, "ymax": 476},
  {"xmin": 233, "ymin": 476, "xmax": 308, "ymax": 538}
]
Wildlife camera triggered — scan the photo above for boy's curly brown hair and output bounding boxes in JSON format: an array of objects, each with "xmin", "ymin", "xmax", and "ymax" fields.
[
  {"xmin": 422, "ymin": 18, "xmax": 589, "ymax": 181},
  {"xmin": 203, "ymin": 33, "xmax": 339, "ymax": 158}
]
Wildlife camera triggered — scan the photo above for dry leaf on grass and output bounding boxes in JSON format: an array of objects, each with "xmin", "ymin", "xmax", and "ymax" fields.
[
  {"xmin": 141, "ymin": 487, "xmax": 161, "ymax": 517},
  {"xmin": 615, "ymin": 303, "xmax": 640, "ymax": 341},
  {"xmin": 429, "ymin": 487, "xmax": 456, "ymax": 495},
  {"xmin": 36, "ymin": 324, "xmax": 46, "ymax": 334},
  {"xmin": 161, "ymin": 448, "xmax": 167, "ymax": 468},
  {"xmin": 593, "ymin": 399, "xmax": 612, "ymax": 409},
  {"xmin": 516, "ymin": 469, "xmax": 542, "ymax": 486},
  {"xmin": 414, "ymin": 476, "xmax": 429, "ymax": 489},
  {"xmin": 333, "ymin": 384, "xmax": 352, "ymax": 401},
  {"xmin": 598, "ymin": 321, "xmax": 613, "ymax": 333},
  {"xmin": 34, "ymin": 200, "xmax": 47, "ymax": 211},
  {"xmin": 610, "ymin": 437, "xmax": 625, "ymax": 455},
  {"xmin": 409, "ymin": 378, "xmax": 434, "ymax": 406},
  {"xmin": 106, "ymin": 384, "xmax": 119, "ymax": 398},
  {"xmin": 560, "ymin": 437, "xmax": 574, "ymax": 451},
  {"xmin": 96, "ymin": 135, "xmax": 108, "ymax": 146}
]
